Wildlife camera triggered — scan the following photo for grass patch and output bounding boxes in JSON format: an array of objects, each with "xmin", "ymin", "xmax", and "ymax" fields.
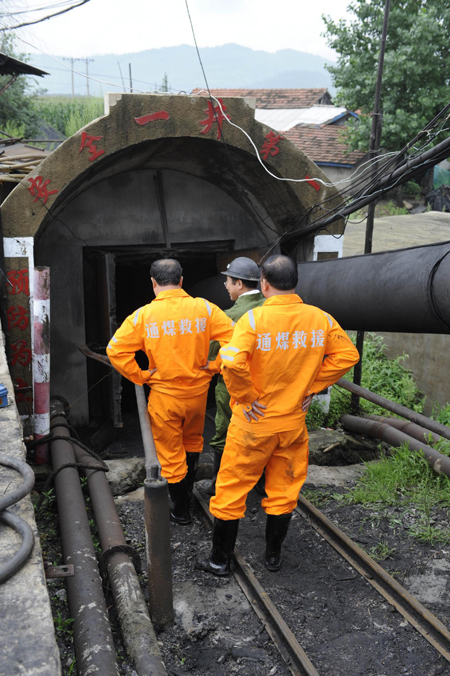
[
  {"xmin": 306, "ymin": 332, "xmax": 424, "ymax": 430},
  {"xmin": 333, "ymin": 443, "xmax": 450, "ymax": 544}
]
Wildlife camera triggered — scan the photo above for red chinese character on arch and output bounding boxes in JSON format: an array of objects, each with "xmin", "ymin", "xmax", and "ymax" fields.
[
  {"xmin": 6, "ymin": 269, "xmax": 29, "ymax": 296},
  {"xmin": 7, "ymin": 305, "xmax": 29, "ymax": 331},
  {"xmin": 305, "ymin": 174, "xmax": 321, "ymax": 192},
  {"xmin": 260, "ymin": 131, "xmax": 285, "ymax": 161},
  {"xmin": 79, "ymin": 131, "xmax": 105, "ymax": 162},
  {"xmin": 135, "ymin": 111, "xmax": 170, "ymax": 125},
  {"xmin": 10, "ymin": 339, "xmax": 32, "ymax": 367},
  {"xmin": 27, "ymin": 175, "xmax": 58, "ymax": 204},
  {"xmin": 199, "ymin": 99, "xmax": 230, "ymax": 140}
]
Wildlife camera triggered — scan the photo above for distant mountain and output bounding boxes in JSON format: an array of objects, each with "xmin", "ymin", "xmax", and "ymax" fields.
[{"xmin": 27, "ymin": 43, "xmax": 335, "ymax": 97}]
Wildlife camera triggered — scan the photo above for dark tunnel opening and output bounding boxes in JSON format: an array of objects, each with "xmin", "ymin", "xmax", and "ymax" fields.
[{"xmin": 84, "ymin": 246, "xmax": 232, "ymax": 423}]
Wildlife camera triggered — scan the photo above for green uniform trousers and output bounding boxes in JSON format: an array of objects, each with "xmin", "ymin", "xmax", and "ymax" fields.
[{"xmin": 209, "ymin": 375, "xmax": 232, "ymax": 454}]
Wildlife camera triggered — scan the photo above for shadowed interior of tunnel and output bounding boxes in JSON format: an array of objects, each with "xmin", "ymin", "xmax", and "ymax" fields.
[{"xmin": 83, "ymin": 247, "xmax": 229, "ymax": 424}]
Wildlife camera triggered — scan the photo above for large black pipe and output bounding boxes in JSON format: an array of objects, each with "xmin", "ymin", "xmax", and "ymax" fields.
[
  {"xmin": 50, "ymin": 402, "xmax": 120, "ymax": 676},
  {"xmin": 296, "ymin": 242, "xmax": 450, "ymax": 333},
  {"xmin": 189, "ymin": 242, "xmax": 450, "ymax": 334},
  {"xmin": 341, "ymin": 415, "xmax": 450, "ymax": 477},
  {"xmin": 337, "ymin": 378, "xmax": 450, "ymax": 440},
  {"xmin": 72, "ymin": 443, "xmax": 167, "ymax": 676},
  {"xmin": 363, "ymin": 415, "xmax": 442, "ymax": 446}
]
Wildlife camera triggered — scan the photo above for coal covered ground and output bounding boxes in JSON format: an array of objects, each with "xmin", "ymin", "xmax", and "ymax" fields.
[
  {"xmin": 118, "ymin": 481, "xmax": 450, "ymax": 676},
  {"xmin": 38, "ymin": 407, "xmax": 450, "ymax": 676}
]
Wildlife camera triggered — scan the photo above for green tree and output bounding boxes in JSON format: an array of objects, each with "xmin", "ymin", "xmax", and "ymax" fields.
[
  {"xmin": 0, "ymin": 34, "xmax": 43, "ymax": 137},
  {"xmin": 323, "ymin": 0, "xmax": 450, "ymax": 152}
]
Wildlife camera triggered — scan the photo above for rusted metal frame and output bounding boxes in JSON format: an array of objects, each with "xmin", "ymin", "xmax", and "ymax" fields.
[
  {"xmin": 50, "ymin": 401, "xmax": 120, "ymax": 676},
  {"xmin": 336, "ymin": 378, "xmax": 450, "ymax": 441},
  {"xmin": 98, "ymin": 253, "xmax": 122, "ymax": 428},
  {"xmin": 363, "ymin": 414, "xmax": 442, "ymax": 445},
  {"xmin": 295, "ymin": 495, "xmax": 450, "ymax": 662},
  {"xmin": 72, "ymin": 442, "xmax": 167, "ymax": 676},
  {"xmin": 193, "ymin": 487, "xmax": 320, "ymax": 676},
  {"xmin": 341, "ymin": 415, "xmax": 450, "ymax": 477},
  {"xmin": 135, "ymin": 383, "xmax": 174, "ymax": 628}
]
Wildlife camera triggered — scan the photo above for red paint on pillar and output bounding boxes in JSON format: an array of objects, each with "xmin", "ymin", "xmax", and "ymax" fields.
[{"xmin": 34, "ymin": 267, "xmax": 50, "ymax": 464}]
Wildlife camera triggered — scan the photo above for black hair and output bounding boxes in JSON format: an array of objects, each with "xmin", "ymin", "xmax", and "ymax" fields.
[
  {"xmin": 229, "ymin": 276, "xmax": 259, "ymax": 290},
  {"xmin": 150, "ymin": 259, "xmax": 183, "ymax": 286},
  {"xmin": 261, "ymin": 255, "xmax": 298, "ymax": 290}
]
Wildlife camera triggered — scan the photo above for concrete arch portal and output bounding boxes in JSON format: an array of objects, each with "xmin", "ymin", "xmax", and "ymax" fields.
[{"xmin": 1, "ymin": 94, "xmax": 343, "ymax": 425}]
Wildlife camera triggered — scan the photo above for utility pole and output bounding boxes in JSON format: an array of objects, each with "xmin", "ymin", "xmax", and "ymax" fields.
[
  {"xmin": 80, "ymin": 58, "xmax": 94, "ymax": 96},
  {"xmin": 118, "ymin": 62, "xmax": 125, "ymax": 90},
  {"xmin": 352, "ymin": 0, "xmax": 391, "ymax": 412},
  {"xmin": 63, "ymin": 56, "xmax": 80, "ymax": 97},
  {"xmin": 128, "ymin": 63, "xmax": 133, "ymax": 93}
]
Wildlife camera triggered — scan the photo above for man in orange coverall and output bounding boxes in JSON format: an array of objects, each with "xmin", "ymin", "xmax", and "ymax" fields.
[
  {"xmin": 198, "ymin": 255, "xmax": 359, "ymax": 575},
  {"xmin": 107, "ymin": 259, "xmax": 234, "ymax": 525}
]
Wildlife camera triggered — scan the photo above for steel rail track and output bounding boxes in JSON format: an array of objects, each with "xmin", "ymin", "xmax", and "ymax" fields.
[
  {"xmin": 193, "ymin": 487, "xmax": 450, "ymax": 674},
  {"xmin": 193, "ymin": 487, "xmax": 320, "ymax": 676},
  {"xmin": 295, "ymin": 495, "xmax": 450, "ymax": 663}
]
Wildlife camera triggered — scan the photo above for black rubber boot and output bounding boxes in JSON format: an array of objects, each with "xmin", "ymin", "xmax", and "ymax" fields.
[
  {"xmin": 168, "ymin": 478, "xmax": 191, "ymax": 525},
  {"xmin": 196, "ymin": 517, "xmax": 239, "ymax": 576},
  {"xmin": 186, "ymin": 452, "xmax": 200, "ymax": 497},
  {"xmin": 197, "ymin": 450, "xmax": 222, "ymax": 497},
  {"xmin": 264, "ymin": 513, "xmax": 292, "ymax": 572}
]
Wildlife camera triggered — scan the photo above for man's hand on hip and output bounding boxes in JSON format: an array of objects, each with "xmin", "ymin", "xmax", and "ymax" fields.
[
  {"xmin": 301, "ymin": 394, "xmax": 314, "ymax": 412},
  {"xmin": 243, "ymin": 400, "xmax": 267, "ymax": 422}
]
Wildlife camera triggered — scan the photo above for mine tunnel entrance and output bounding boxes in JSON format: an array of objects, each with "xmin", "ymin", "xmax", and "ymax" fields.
[{"xmin": 83, "ymin": 243, "xmax": 237, "ymax": 427}]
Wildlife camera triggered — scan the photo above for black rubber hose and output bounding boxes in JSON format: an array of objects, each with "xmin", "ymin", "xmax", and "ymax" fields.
[
  {"xmin": 0, "ymin": 454, "xmax": 35, "ymax": 584},
  {"xmin": 0, "ymin": 510, "xmax": 35, "ymax": 584}
]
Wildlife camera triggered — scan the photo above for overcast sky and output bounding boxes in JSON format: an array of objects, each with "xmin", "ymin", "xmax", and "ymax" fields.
[{"xmin": 11, "ymin": 0, "xmax": 352, "ymax": 59}]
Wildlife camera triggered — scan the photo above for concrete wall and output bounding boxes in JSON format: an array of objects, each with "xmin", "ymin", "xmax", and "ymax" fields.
[
  {"xmin": 378, "ymin": 332, "xmax": 450, "ymax": 415},
  {"xmin": 0, "ymin": 330, "xmax": 61, "ymax": 676}
]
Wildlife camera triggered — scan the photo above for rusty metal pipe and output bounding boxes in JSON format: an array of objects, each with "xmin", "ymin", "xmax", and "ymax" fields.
[
  {"xmin": 341, "ymin": 414, "xmax": 450, "ymax": 477},
  {"xmin": 363, "ymin": 414, "xmax": 442, "ymax": 446},
  {"xmin": 144, "ymin": 474, "xmax": 174, "ymax": 629},
  {"xmin": 135, "ymin": 384, "xmax": 160, "ymax": 477},
  {"xmin": 72, "ymin": 443, "xmax": 167, "ymax": 676},
  {"xmin": 337, "ymin": 378, "xmax": 450, "ymax": 441},
  {"xmin": 135, "ymin": 384, "xmax": 174, "ymax": 628},
  {"xmin": 50, "ymin": 400, "xmax": 120, "ymax": 676}
]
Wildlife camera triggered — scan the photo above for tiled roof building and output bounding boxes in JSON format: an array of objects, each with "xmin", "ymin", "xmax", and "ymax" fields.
[
  {"xmin": 283, "ymin": 125, "xmax": 365, "ymax": 167},
  {"xmin": 191, "ymin": 88, "xmax": 331, "ymax": 109}
]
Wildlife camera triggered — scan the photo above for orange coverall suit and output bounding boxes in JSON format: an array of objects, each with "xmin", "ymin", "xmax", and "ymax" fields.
[
  {"xmin": 210, "ymin": 294, "xmax": 360, "ymax": 520},
  {"xmin": 106, "ymin": 289, "xmax": 234, "ymax": 483}
]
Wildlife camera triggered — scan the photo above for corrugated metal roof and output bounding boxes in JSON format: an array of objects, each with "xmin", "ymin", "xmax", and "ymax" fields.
[
  {"xmin": 0, "ymin": 52, "xmax": 48, "ymax": 77},
  {"xmin": 255, "ymin": 106, "xmax": 349, "ymax": 131}
]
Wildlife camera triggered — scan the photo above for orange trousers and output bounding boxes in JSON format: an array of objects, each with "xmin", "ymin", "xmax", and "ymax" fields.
[
  {"xmin": 210, "ymin": 421, "xmax": 309, "ymax": 520},
  {"xmin": 148, "ymin": 389, "xmax": 208, "ymax": 484}
]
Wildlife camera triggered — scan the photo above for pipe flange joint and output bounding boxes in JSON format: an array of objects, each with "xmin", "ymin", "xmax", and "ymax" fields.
[{"xmin": 100, "ymin": 544, "xmax": 142, "ymax": 574}]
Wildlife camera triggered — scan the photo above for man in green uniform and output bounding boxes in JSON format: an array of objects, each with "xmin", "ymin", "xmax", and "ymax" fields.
[{"xmin": 198, "ymin": 257, "xmax": 265, "ymax": 496}]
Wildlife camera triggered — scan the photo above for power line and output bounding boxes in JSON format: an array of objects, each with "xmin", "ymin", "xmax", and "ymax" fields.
[{"xmin": 0, "ymin": 0, "xmax": 90, "ymax": 30}]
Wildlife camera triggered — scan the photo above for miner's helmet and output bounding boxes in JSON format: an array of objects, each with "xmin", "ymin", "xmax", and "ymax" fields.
[{"xmin": 220, "ymin": 257, "xmax": 260, "ymax": 282}]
